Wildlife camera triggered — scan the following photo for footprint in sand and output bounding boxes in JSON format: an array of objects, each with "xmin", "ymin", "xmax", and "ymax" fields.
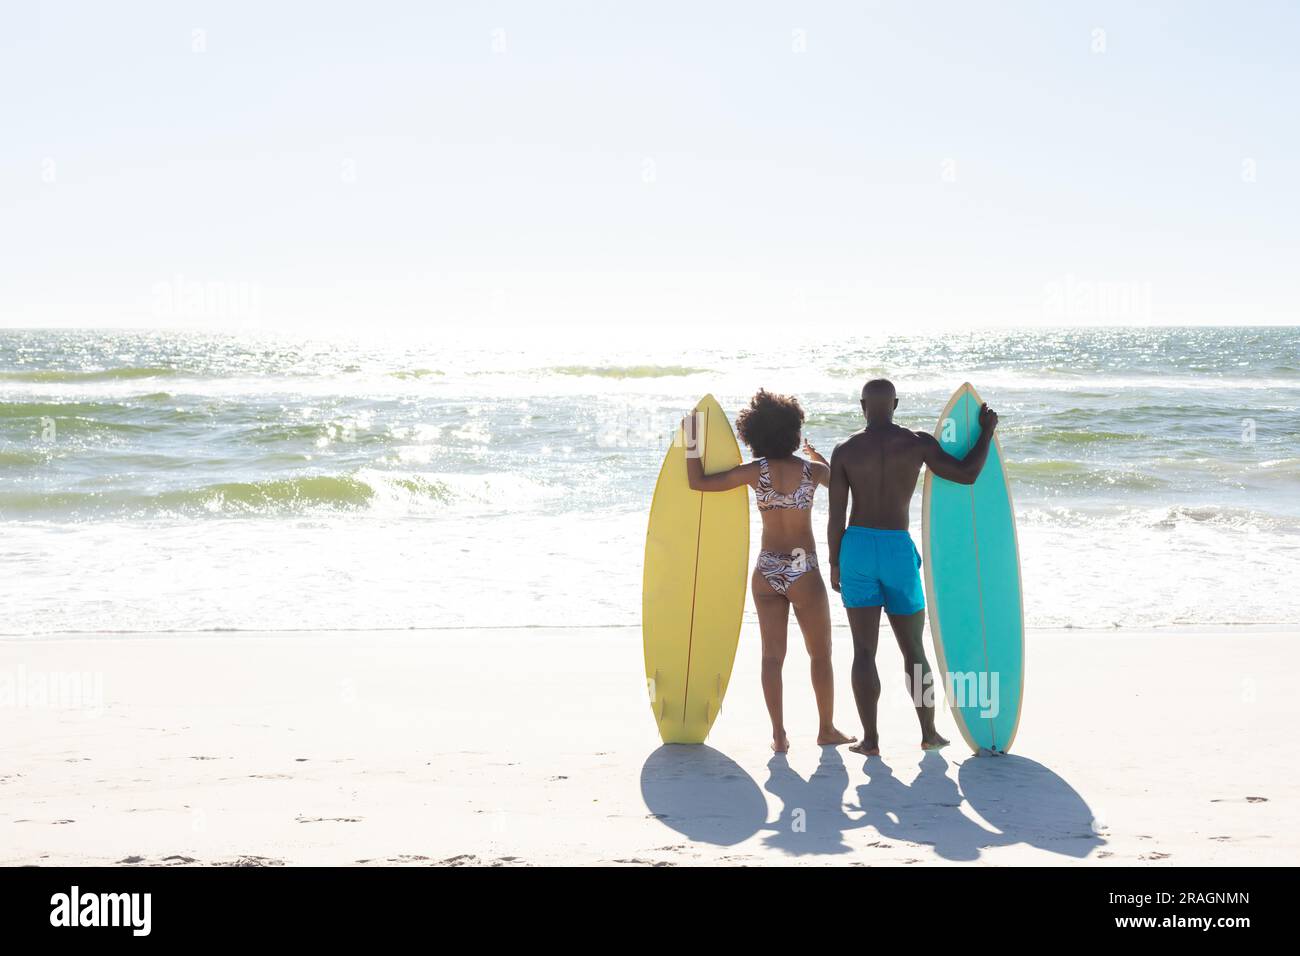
[
  {"xmin": 355, "ymin": 854, "xmax": 431, "ymax": 864},
  {"xmin": 217, "ymin": 855, "xmax": 285, "ymax": 867},
  {"xmin": 1211, "ymin": 796, "xmax": 1269, "ymax": 803},
  {"xmin": 611, "ymin": 858, "xmax": 674, "ymax": 867}
]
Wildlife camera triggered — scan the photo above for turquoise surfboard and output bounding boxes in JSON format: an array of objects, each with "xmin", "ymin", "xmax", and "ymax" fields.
[{"xmin": 922, "ymin": 383, "xmax": 1024, "ymax": 754}]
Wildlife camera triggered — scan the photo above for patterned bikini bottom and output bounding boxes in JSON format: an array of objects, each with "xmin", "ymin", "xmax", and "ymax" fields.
[{"xmin": 756, "ymin": 549, "xmax": 819, "ymax": 596}]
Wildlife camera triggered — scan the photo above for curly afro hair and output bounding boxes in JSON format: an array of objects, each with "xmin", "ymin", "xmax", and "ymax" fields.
[{"xmin": 735, "ymin": 389, "xmax": 804, "ymax": 460}]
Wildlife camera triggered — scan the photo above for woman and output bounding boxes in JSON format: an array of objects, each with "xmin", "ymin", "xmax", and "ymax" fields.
[{"xmin": 685, "ymin": 389, "xmax": 855, "ymax": 753}]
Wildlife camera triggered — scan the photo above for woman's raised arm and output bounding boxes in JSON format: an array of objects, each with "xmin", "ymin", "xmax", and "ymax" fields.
[{"xmin": 802, "ymin": 439, "xmax": 831, "ymax": 487}]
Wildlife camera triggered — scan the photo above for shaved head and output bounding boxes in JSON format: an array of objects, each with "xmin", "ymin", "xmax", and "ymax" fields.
[
  {"xmin": 862, "ymin": 379, "xmax": 896, "ymax": 401},
  {"xmin": 861, "ymin": 378, "xmax": 898, "ymax": 424}
]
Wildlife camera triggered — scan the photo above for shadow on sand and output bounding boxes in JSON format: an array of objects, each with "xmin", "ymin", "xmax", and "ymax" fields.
[
  {"xmin": 956, "ymin": 752, "xmax": 1104, "ymax": 859},
  {"xmin": 639, "ymin": 745, "xmax": 767, "ymax": 846},
  {"xmin": 642, "ymin": 745, "xmax": 1105, "ymax": 861},
  {"xmin": 760, "ymin": 748, "xmax": 858, "ymax": 856}
]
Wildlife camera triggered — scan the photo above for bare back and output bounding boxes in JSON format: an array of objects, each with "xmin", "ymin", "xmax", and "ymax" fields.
[
  {"xmin": 754, "ymin": 454, "xmax": 824, "ymax": 553},
  {"xmin": 835, "ymin": 424, "xmax": 928, "ymax": 530}
]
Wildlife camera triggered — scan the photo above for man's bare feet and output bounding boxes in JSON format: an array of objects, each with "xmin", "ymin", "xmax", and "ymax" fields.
[
  {"xmin": 817, "ymin": 727, "xmax": 858, "ymax": 746},
  {"xmin": 921, "ymin": 731, "xmax": 950, "ymax": 751},
  {"xmin": 848, "ymin": 739, "xmax": 880, "ymax": 757},
  {"xmin": 772, "ymin": 731, "xmax": 790, "ymax": 753}
]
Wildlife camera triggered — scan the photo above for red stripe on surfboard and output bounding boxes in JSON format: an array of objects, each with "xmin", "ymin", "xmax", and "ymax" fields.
[{"xmin": 681, "ymin": 404, "xmax": 708, "ymax": 726}]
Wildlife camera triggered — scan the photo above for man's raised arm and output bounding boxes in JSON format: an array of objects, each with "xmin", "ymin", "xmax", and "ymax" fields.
[{"xmin": 920, "ymin": 403, "xmax": 999, "ymax": 485}]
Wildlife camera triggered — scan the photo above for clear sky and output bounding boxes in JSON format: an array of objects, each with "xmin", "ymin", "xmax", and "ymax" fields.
[{"xmin": 2, "ymin": 1, "xmax": 1297, "ymax": 338}]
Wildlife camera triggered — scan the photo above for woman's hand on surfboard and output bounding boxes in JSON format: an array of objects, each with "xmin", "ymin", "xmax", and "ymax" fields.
[
  {"xmin": 978, "ymin": 403, "xmax": 999, "ymax": 433},
  {"xmin": 679, "ymin": 414, "xmax": 704, "ymax": 456}
]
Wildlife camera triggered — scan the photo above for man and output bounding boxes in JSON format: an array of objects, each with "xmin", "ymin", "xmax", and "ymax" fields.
[{"xmin": 827, "ymin": 379, "xmax": 998, "ymax": 756}]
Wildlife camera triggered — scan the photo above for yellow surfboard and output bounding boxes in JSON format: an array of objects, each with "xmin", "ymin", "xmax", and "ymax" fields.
[{"xmin": 642, "ymin": 394, "xmax": 750, "ymax": 744}]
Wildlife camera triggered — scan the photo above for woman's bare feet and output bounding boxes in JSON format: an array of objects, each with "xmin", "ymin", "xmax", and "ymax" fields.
[
  {"xmin": 817, "ymin": 727, "xmax": 857, "ymax": 746},
  {"xmin": 848, "ymin": 739, "xmax": 880, "ymax": 757},
  {"xmin": 772, "ymin": 731, "xmax": 790, "ymax": 753},
  {"xmin": 921, "ymin": 731, "xmax": 950, "ymax": 751}
]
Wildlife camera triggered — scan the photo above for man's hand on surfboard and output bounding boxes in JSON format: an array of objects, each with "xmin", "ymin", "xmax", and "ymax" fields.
[
  {"xmin": 978, "ymin": 403, "xmax": 999, "ymax": 433},
  {"xmin": 829, "ymin": 564, "xmax": 841, "ymax": 592}
]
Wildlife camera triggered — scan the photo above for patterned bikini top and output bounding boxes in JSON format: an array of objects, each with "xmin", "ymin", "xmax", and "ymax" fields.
[{"xmin": 756, "ymin": 457, "xmax": 815, "ymax": 512}]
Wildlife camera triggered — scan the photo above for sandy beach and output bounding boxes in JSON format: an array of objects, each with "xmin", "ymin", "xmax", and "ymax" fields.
[{"xmin": 3, "ymin": 625, "xmax": 1294, "ymax": 867}]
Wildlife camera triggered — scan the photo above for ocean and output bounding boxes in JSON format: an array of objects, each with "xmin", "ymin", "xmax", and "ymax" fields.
[{"xmin": 1, "ymin": 326, "xmax": 1297, "ymax": 635}]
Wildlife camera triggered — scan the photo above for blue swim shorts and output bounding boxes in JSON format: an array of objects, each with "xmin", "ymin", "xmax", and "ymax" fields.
[{"xmin": 837, "ymin": 526, "xmax": 925, "ymax": 615}]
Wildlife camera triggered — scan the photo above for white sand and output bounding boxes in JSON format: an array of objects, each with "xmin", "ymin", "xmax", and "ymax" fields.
[{"xmin": 2, "ymin": 625, "xmax": 1295, "ymax": 866}]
